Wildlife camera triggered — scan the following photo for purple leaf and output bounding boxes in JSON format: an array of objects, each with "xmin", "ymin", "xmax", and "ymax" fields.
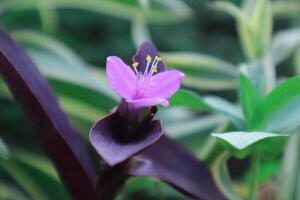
[
  {"xmin": 132, "ymin": 41, "xmax": 166, "ymax": 73},
  {"xmin": 90, "ymin": 111, "xmax": 163, "ymax": 166},
  {"xmin": 129, "ymin": 135, "xmax": 227, "ymax": 200},
  {"xmin": 0, "ymin": 27, "xmax": 99, "ymax": 200}
]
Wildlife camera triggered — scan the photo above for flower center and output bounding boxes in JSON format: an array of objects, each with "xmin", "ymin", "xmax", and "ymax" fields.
[{"xmin": 131, "ymin": 55, "xmax": 162, "ymax": 99}]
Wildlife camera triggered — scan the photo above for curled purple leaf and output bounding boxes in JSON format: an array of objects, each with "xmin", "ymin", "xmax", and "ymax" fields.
[
  {"xmin": 129, "ymin": 135, "xmax": 228, "ymax": 200},
  {"xmin": 90, "ymin": 110, "xmax": 163, "ymax": 166},
  {"xmin": 0, "ymin": 27, "xmax": 99, "ymax": 200}
]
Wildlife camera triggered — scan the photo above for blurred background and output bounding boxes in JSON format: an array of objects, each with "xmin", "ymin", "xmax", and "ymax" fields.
[{"xmin": 0, "ymin": 0, "xmax": 299, "ymax": 199}]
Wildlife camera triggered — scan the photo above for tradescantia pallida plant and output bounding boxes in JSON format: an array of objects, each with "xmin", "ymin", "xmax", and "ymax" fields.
[{"xmin": 0, "ymin": 27, "xmax": 227, "ymax": 200}]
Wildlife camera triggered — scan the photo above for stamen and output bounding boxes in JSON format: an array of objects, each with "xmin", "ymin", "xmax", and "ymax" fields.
[
  {"xmin": 136, "ymin": 56, "xmax": 162, "ymax": 98},
  {"xmin": 144, "ymin": 55, "xmax": 152, "ymax": 76},
  {"xmin": 155, "ymin": 56, "xmax": 162, "ymax": 61},
  {"xmin": 148, "ymin": 56, "xmax": 161, "ymax": 76},
  {"xmin": 132, "ymin": 62, "xmax": 139, "ymax": 68},
  {"xmin": 146, "ymin": 55, "xmax": 152, "ymax": 62},
  {"xmin": 132, "ymin": 62, "xmax": 139, "ymax": 75},
  {"xmin": 152, "ymin": 65, "xmax": 158, "ymax": 73}
]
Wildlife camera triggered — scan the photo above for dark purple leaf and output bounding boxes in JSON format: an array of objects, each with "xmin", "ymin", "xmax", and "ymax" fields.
[
  {"xmin": 0, "ymin": 27, "xmax": 99, "ymax": 200},
  {"xmin": 129, "ymin": 135, "xmax": 227, "ymax": 200},
  {"xmin": 97, "ymin": 162, "xmax": 129, "ymax": 199},
  {"xmin": 132, "ymin": 41, "xmax": 166, "ymax": 73},
  {"xmin": 90, "ymin": 111, "xmax": 163, "ymax": 166}
]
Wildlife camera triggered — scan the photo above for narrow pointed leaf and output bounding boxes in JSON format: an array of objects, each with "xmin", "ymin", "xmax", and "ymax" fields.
[
  {"xmin": 161, "ymin": 52, "xmax": 237, "ymax": 91},
  {"xmin": 251, "ymin": 0, "xmax": 272, "ymax": 57},
  {"xmin": 239, "ymin": 74, "xmax": 262, "ymax": 122},
  {"xmin": 0, "ymin": 27, "xmax": 99, "ymax": 200},
  {"xmin": 251, "ymin": 76, "xmax": 300, "ymax": 130},
  {"xmin": 272, "ymin": 28, "xmax": 300, "ymax": 65},
  {"xmin": 0, "ymin": 0, "xmax": 192, "ymax": 24},
  {"xmin": 129, "ymin": 135, "xmax": 227, "ymax": 200},
  {"xmin": 278, "ymin": 131, "xmax": 300, "ymax": 200}
]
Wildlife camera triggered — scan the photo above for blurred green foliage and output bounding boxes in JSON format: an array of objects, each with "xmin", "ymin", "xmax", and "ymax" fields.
[{"xmin": 0, "ymin": 0, "xmax": 300, "ymax": 199}]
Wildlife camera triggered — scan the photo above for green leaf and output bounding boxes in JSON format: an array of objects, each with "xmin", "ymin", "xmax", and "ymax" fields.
[
  {"xmin": 239, "ymin": 61, "xmax": 266, "ymax": 94},
  {"xmin": 2, "ymin": 0, "xmax": 192, "ymax": 24},
  {"xmin": 0, "ymin": 161, "xmax": 50, "ymax": 200},
  {"xmin": 161, "ymin": 52, "xmax": 237, "ymax": 90},
  {"xmin": 209, "ymin": 1, "xmax": 252, "ymax": 30},
  {"xmin": 0, "ymin": 182, "xmax": 30, "ymax": 200},
  {"xmin": 12, "ymin": 30, "xmax": 113, "ymax": 91},
  {"xmin": 0, "ymin": 151, "xmax": 70, "ymax": 200},
  {"xmin": 243, "ymin": 159, "xmax": 281, "ymax": 185},
  {"xmin": 251, "ymin": 0, "xmax": 272, "ymax": 58},
  {"xmin": 204, "ymin": 96, "xmax": 245, "ymax": 129},
  {"xmin": 295, "ymin": 47, "xmax": 300, "ymax": 75},
  {"xmin": 272, "ymin": 28, "xmax": 300, "ymax": 65},
  {"xmin": 239, "ymin": 74, "xmax": 262, "ymax": 122},
  {"xmin": 212, "ymin": 131, "xmax": 287, "ymax": 158},
  {"xmin": 211, "ymin": 152, "xmax": 242, "ymax": 200},
  {"xmin": 165, "ymin": 114, "xmax": 225, "ymax": 138},
  {"xmin": 158, "ymin": 107, "xmax": 225, "ymax": 139},
  {"xmin": 12, "ymin": 31, "xmax": 118, "ymax": 130},
  {"xmin": 264, "ymin": 96, "xmax": 300, "ymax": 133},
  {"xmin": 250, "ymin": 76, "xmax": 300, "ymax": 130},
  {"xmin": 211, "ymin": 0, "xmax": 272, "ymax": 60},
  {"xmin": 272, "ymin": 1, "xmax": 300, "ymax": 20},
  {"xmin": 37, "ymin": 0, "xmax": 59, "ymax": 33},
  {"xmin": 0, "ymin": 137, "xmax": 9, "ymax": 159},
  {"xmin": 58, "ymin": 95, "xmax": 105, "ymax": 134},
  {"xmin": 278, "ymin": 131, "xmax": 300, "ymax": 200},
  {"xmin": 131, "ymin": 11, "xmax": 151, "ymax": 47},
  {"xmin": 12, "ymin": 30, "xmax": 116, "ymax": 105},
  {"xmin": 209, "ymin": 1, "xmax": 257, "ymax": 60},
  {"xmin": 169, "ymin": 89, "xmax": 211, "ymax": 111}
]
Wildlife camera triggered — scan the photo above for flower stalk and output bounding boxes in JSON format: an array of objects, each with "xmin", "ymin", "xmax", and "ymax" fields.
[{"xmin": 248, "ymin": 154, "xmax": 261, "ymax": 200}]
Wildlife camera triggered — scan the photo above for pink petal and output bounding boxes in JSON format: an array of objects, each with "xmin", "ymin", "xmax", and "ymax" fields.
[
  {"xmin": 144, "ymin": 70, "xmax": 184, "ymax": 99},
  {"xmin": 127, "ymin": 98, "xmax": 169, "ymax": 109},
  {"xmin": 106, "ymin": 56, "xmax": 137, "ymax": 99}
]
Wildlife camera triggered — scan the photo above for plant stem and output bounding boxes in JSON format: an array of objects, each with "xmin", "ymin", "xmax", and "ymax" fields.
[{"xmin": 248, "ymin": 154, "xmax": 261, "ymax": 200}]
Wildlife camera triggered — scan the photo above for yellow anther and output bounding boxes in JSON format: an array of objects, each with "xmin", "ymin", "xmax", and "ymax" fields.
[
  {"xmin": 146, "ymin": 55, "xmax": 152, "ymax": 62},
  {"xmin": 153, "ymin": 65, "xmax": 158, "ymax": 73},
  {"xmin": 132, "ymin": 62, "xmax": 139, "ymax": 68},
  {"xmin": 155, "ymin": 56, "xmax": 162, "ymax": 61}
]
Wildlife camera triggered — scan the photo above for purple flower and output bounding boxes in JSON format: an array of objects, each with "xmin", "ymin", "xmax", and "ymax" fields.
[
  {"xmin": 106, "ymin": 55, "xmax": 184, "ymax": 109},
  {"xmin": 89, "ymin": 42, "xmax": 226, "ymax": 200}
]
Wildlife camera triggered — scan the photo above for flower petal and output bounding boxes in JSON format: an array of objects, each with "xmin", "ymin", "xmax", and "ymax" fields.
[
  {"xmin": 106, "ymin": 56, "xmax": 137, "ymax": 99},
  {"xmin": 144, "ymin": 70, "xmax": 184, "ymax": 99},
  {"xmin": 127, "ymin": 98, "xmax": 169, "ymax": 108}
]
